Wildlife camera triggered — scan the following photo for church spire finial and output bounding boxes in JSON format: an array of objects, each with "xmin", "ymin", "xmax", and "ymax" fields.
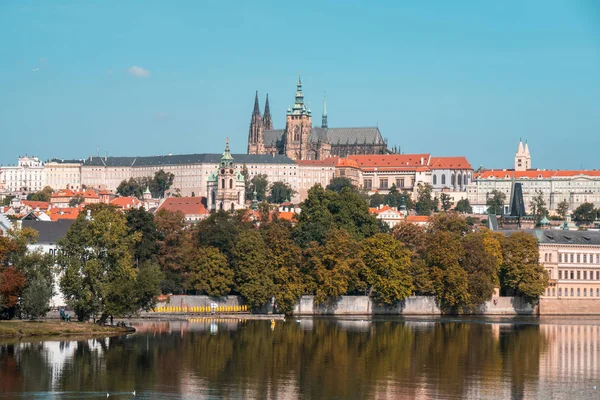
[
  {"xmin": 262, "ymin": 93, "xmax": 273, "ymax": 130},
  {"xmin": 321, "ymin": 93, "xmax": 328, "ymax": 129},
  {"xmin": 292, "ymin": 73, "xmax": 306, "ymax": 115},
  {"xmin": 253, "ymin": 91, "xmax": 261, "ymax": 116}
]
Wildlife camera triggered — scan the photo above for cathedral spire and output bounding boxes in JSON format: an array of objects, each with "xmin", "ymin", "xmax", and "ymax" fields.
[
  {"xmin": 253, "ymin": 91, "xmax": 261, "ymax": 116},
  {"xmin": 321, "ymin": 94, "xmax": 328, "ymax": 129},
  {"xmin": 262, "ymin": 93, "xmax": 273, "ymax": 130},
  {"xmin": 291, "ymin": 73, "xmax": 306, "ymax": 115}
]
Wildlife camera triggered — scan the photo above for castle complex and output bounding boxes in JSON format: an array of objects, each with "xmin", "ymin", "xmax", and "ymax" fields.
[{"xmin": 247, "ymin": 76, "xmax": 388, "ymax": 160}]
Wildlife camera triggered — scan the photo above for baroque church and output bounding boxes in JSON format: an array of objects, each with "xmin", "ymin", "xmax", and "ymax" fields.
[{"xmin": 247, "ymin": 75, "xmax": 389, "ymax": 160}]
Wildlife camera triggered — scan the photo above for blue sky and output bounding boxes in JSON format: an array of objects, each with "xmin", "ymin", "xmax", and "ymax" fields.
[{"xmin": 1, "ymin": 1, "xmax": 599, "ymax": 169}]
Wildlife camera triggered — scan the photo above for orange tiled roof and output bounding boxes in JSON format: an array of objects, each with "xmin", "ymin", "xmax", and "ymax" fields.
[
  {"xmin": 276, "ymin": 211, "xmax": 296, "ymax": 222},
  {"xmin": 349, "ymin": 154, "xmax": 431, "ymax": 168},
  {"xmin": 429, "ymin": 156, "xmax": 472, "ymax": 170},
  {"xmin": 157, "ymin": 197, "xmax": 208, "ymax": 216},
  {"xmin": 296, "ymin": 157, "xmax": 339, "ymax": 167},
  {"xmin": 48, "ymin": 207, "xmax": 83, "ymax": 221},
  {"xmin": 22, "ymin": 200, "xmax": 50, "ymax": 210},
  {"xmin": 336, "ymin": 158, "xmax": 360, "ymax": 168},
  {"xmin": 52, "ymin": 189, "xmax": 99, "ymax": 199},
  {"xmin": 110, "ymin": 197, "xmax": 141, "ymax": 209},
  {"xmin": 475, "ymin": 169, "xmax": 600, "ymax": 179},
  {"xmin": 407, "ymin": 215, "xmax": 430, "ymax": 223}
]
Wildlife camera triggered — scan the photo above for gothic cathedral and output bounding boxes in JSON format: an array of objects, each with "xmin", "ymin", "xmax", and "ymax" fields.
[{"xmin": 247, "ymin": 75, "xmax": 389, "ymax": 160}]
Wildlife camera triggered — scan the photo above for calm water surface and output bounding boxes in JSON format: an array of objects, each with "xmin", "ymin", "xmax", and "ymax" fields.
[{"xmin": 1, "ymin": 316, "xmax": 600, "ymax": 399}]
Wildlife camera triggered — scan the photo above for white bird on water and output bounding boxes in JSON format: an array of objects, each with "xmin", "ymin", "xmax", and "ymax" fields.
[{"xmin": 133, "ymin": 391, "xmax": 136, "ymax": 396}]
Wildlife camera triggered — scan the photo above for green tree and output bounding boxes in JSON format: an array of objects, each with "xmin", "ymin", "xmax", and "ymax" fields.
[
  {"xmin": 326, "ymin": 177, "xmax": 354, "ymax": 193},
  {"xmin": 261, "ymin": 219, "xmax": 305, "ymax": 314},
  {"xmin": 439, "ymin": 193, "xmax": 453, "ymax": 211},
  {"xmin": 185, "ymin": 247, "xmax": 233, "ymax": 296},
  {"xmin": 429, "ymin": 212, "xmax": 471, "ymax": 236},
  {"xmin": 2, "ymin": 196, "xmax": 15, "ymax": 206},
  {"xmin": 427, "ymin": 231, "xmax": 469, "ymax": 312},
  {"xmin": 528, "ymin": 191, "xmax": 548, "ymax": 225},
  {"xmin": 392, "ymin": 223, "xmax": 433, "ymax": 295},
  {"xmin": 155, "ymin": 209, "xmax": 191, "ymax": 294},
  {"xmin": 154, "ymin": 169, "xmax": 175, "ymax": 198},
  {"xmin": 361, "ymin": 234, "xmax": 413, "ymax": 306},
  {"xmin": 385, "ymin": 185, "xmax": 413, "ymax": 210},
  {"xmin": 21, "ymin": 272, "xmax": 53, "ymax": 319},
  {"xmin": 294, "ymin": 186, "xmax": 379, "ymax": 247},
  {"xmin": 232, "ymin": 230, "xmax": 275, "ymax": 309},
  {"xmin": 415, "ymin": 184, "xmax": 438, "ymax": 216},
  {"xmin": 573, "ymin": 202, "xmax": 596, "ymax": 222},
  {"xmin": 461, "ymin": 232, "xmax": 501, "ymax": 310},
  {"xmin": 27, "ymin": 186, "xmax": 53, "ymax": 202},
  {"xmin": 556, "ymin": 200, "xmax": 569, "ymax": 219},
  {"xmin": 125, "ymin": 207, "xmax": 158, "ymax": 264},
  {"xmin": 116, "ymin": 178, "xmax": 140, "ymax": 197},
  {"xmin": 370, "ymin": 192, "xmax": 386, "ymax": 207},
  {"xmin": 486, "ymin": 190, "xmax": 506, "ymax": 215},
  {"xmin": 241, "ymin": 164, "xmax": 252, "ymax": 200},
  {"xmin": 250, "ymin": 174, "xmax": 269, "ymax": 202},
  {"xmin": 455, "ymin": 198, "xmax": 473, "ymax": 214},
  {"xmin": 305, "ymin": 229, "xmax": 365, "ymax": 304},
  {"xmin": 57, "ymin": 204, "xmax": 160, "ymax": 322},
  {"xmin": 268, "ymin": 181, "xmax": 295, "ymax": 204},
  {"xmin": 68, "ymin": 195, "xmax": 84, "ymax": 207},
  {"xmin": 501, "ymin": 231, "xmax": 549, "ymax": 301}
]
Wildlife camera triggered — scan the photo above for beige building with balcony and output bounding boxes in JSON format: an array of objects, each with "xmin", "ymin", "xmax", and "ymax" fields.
[{"xmin": 45, "ymin": 159, "xmax": 83, "ymax": 190}]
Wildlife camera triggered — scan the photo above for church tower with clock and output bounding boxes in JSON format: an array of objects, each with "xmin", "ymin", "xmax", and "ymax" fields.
[{"xmin": 284, "ymin": 75, "xmax": 313, "ymax": 160}]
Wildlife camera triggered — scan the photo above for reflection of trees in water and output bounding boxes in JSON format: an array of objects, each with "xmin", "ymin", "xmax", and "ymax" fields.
[{"xmin": 1, "ymin": 320, "xmax": 549, "ymax": 398}]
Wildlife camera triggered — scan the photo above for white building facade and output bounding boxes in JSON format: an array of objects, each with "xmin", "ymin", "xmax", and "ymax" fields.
[{"xmin": 0, "ymin": 156, "xmax": 45, "ymax": 193}]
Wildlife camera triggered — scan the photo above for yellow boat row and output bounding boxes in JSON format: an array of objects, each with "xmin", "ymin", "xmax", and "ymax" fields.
[{"xmin": 152, "ymin": 305, "xmax": 249, "ymax": 313}]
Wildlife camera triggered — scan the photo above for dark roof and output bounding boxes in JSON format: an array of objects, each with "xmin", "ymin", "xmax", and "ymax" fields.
[
  {"xmin": 264, "ymin": 130, "xmax": 285, "ymax": 147},
  {"xmin": 47, "ymin": 158, "xmax": 84, "ymax": 164},
  {"xmin": 22, "ymin": 220, "xmax": 74, "ymax": 245},
  {"xmin": 262, "ymin": 127, "xmax": 384, "ymax": 147},
  {"xmin": 313, "ymin": 127, "xmax": 384, "ymax": 145},
  {"xmin": 82, "ymin": 153, "xmax": 296, "ymax": 167},
  {"xmin": 535, "ymin": 230, "xmax": 600, "ymax": 245}
]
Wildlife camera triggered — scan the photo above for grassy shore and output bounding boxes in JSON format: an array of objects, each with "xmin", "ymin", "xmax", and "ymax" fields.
[{"xmin": 0, "ymin": 321, "xmax": 135, "ymax": 339}]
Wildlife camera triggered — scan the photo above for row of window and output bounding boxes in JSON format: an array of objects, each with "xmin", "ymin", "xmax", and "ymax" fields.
[
  {"xmin": 552, "ymin": 253, "xmax": 600, "ymax": 264},
  {"xmin": 364, "ymin": 178, "xmax": 407, "ymax": 190},
  {"xmin": 432, "ymin": 174, "xmax": 469, "ymax": 186},
  {"xmin": 559, "ymin": 270, "xmax": 600, "ymax": 280},
  {"xmin": 546, "ymin": 287, "xmax": 600, "ymax": 297}
]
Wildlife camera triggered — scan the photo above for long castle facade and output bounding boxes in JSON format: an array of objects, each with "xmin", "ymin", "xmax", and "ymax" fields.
[{"xmin": 247, "ymin": 76, "xmax": 388, "ymax": 160}]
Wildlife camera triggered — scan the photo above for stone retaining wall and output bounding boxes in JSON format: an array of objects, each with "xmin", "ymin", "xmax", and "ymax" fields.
[
  {"xmin": 539, "ymin": 298, "xmax": 600, "ymax": 315},
  {"xmin": 292, "ymin": 295, "xmax": 537, "ymax": 315}
]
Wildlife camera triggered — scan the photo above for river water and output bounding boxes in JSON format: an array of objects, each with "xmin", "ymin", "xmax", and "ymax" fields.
[{"xmin": 1, "ymin": 316, "xmax": 600, "ymax": 399}]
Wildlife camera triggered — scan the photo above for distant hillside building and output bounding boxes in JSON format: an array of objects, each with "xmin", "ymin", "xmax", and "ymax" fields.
[
  {"xmin": 247, "ymin": 75, "xmax": 388, "ymax": 160},
  {"xmin": 468, "ymin": 140, "xmax": 600, "ymax": 215}
]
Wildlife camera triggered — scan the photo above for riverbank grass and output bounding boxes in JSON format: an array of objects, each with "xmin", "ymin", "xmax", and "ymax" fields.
[{"xmin": 0, "ymin": 321, "xmax": 135, "ymax": 338}]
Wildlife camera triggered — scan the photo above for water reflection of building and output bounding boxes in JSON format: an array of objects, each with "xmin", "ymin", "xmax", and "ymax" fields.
[
  {"xmin": 130, "ymin": 319, "xmax": 243, "ymax": 335},
  {"xmin": 539, "ymin": 323, "xmax": 600, "ymax": 379}
]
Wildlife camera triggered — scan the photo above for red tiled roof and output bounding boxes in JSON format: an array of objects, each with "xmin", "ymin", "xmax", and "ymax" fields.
[
  {"xmin": 110, "ymin": 197, "xmax": 141, "ymax": 209},
  {"xmin": 429, "ymin": 157, "xmax": 472, "ymax": 170},
  {"xmin": 349, "ymin": 154, "xmax": 431, "ymax": 168},
  {"xmin": 48, "ymin": 207, "xmax": 83, "ymax": 221},
  {"xmin": 296, "ymin": 157, "xmax": 339, "ymax": 167},
  {"xmin": 336, "ymin": 158, "xmax": 360, "ymax": 168},
  {"xmin": 22, "ymin": 200, "xmax": 50, "ymax": 210},
  {"xmin": 275, "ymin": 211, "xmax": 296, "ymax": 221},
  {"xmin": 475, "ymin": 169, "xmax": 600, "ymax": 179},
  {"xmin": 407, "ymin": 215, "xmax": 430, "ymax": 223},
  {"xmin": 157, "ymin": 197, "xmax": 208, "ymax": 216}
]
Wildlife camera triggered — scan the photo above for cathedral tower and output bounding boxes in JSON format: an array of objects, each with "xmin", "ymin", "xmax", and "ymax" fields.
[
  {"xmin": 284, "ymin": 74, "xmax": 312, "ymax": 160},
  {"xmin": 262, "ymin": 93, "xmax": 273, "ymax": 131},
  {"xmin": 321, "ymin": 94, "xmax": 328, "ymax": 129},
  {"xmin": 247, "ymin": 91, "xmax": 264, "ymax": 154},
  {"xmin": 514, "ymin": 139, "xmax": 531, "ymax": 171}
]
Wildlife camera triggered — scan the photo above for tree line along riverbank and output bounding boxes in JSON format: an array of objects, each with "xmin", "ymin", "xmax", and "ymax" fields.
[{"xmin": 1, "ymin": 182, "xmax": 548, "ymax": 322}]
